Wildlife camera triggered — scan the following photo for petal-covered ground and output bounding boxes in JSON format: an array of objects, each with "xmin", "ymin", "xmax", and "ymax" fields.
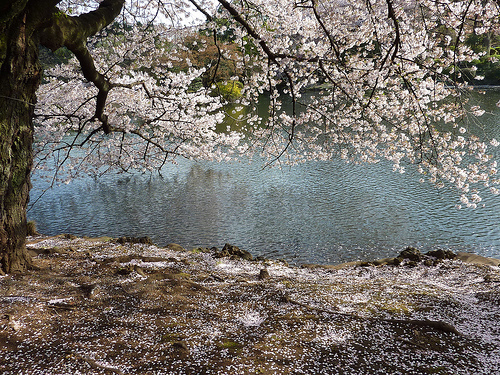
[{"xmin": 1, "ymin": 235, "xmax": 500, "ymax": 374}]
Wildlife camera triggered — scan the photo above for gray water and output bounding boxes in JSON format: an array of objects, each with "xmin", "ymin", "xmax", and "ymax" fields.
[{"xmin": 28, "ymin": 92, "xmax": 500, "ymax": 265}]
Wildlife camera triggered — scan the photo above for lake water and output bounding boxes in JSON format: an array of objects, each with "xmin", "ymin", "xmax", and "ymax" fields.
[{"xmin": 28, "ymin": 91, "xmax": 500, "ymax": 265}]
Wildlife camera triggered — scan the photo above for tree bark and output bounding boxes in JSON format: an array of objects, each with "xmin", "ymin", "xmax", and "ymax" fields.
[
  {"xmin": 0, "ymin": 2, "xmax": 41, "ymax": 274},
  {"xmin": 0, "ymin": 0, "xmax": 124, "ymax": 274}
]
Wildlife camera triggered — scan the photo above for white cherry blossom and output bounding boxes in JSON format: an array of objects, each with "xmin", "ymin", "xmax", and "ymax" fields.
[{"xmin": 33, "ymin": 0, "xmax": 500, "ymax": 206}]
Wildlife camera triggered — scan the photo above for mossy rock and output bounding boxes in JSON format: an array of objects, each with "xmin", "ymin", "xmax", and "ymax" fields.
[
  {"xmin": 214, "ymin": 243, "xmax": 253, "ymax": 261},
  {"xmin": 166, "ymin": 243, "xmax": 185, "ymax": 252},
  {"xmin": 398, "ymin": 247, "xmax": 423, "ymax": 261},
  {"xmin": 115, "ymin": 236, "xmax": 154, "ymax": 245},
  {"xmin": 190, "ymin": 247, "xmax": 212, "ymax": 254}
]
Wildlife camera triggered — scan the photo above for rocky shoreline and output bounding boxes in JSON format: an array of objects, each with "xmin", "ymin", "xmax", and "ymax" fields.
[
  {"xmin": 308, "ymin": 246, "xmax": 500, "ymax": 269},
  {"xmin": 1, "ymin": 234, "xmax": 500, "ymax": 374}
]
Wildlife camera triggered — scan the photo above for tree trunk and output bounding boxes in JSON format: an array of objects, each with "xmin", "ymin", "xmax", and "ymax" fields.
[
  {"xmin": 0, "ymin": 7, "xmax": 41, "ymax": 274},
  {"xmin": 0, "ymin": 0, "xmax": 124, "ymax": 274},
  {"xmin": 486, "ymin": 31, "xmax": 493, "ymax": 59}
]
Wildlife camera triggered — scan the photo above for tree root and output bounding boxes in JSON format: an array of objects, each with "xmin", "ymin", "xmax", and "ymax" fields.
[
  {"xmin": 71, "ymin": 353, "xmax": 125, "ymax": 375},
  {"xmin": 384, "ymin": 318, "xmax": 462, "ymax": 336},
  {"xmin": 282, "ymin": 295, "xmax": 462, "ymax": 336}
]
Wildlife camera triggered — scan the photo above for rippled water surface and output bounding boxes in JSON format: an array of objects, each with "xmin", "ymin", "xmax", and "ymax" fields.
[{"xmin": 28, "ymin": 92, "xmax": 500, "ymax": 265}]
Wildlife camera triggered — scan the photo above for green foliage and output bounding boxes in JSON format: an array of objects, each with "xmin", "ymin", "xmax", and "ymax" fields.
[
  {"xmin": 460, "ymin": 54, "xmax": 500, "ymax": 85},
  {"xmin": 188, "ymin": 77, "xmax": 204, "ymax": 92},
  {"xmin": 39, "ymin": 45, "xmax": 72, "ymax": 69},
  {"xmin": 465, "ymin": 33, "xmax": 500, "ymax": 54},
  {"xmin": 465, "ymin": 33, "xmax": 486, "ymax": 54},
  {"xmin": 434, "ymin": 25, "xmax": 456, "ymax": 45},
  {"xmin": 168, "ymin": 32, "xmax": 243, "ymax": 86},
  {"xmin": 438, "ymin": 31, "xmax": 500, "ymax": 85},
  {"xmin": 241, "ymin": 35, "xmax": 259, "ymax": 57},
  {"xmin": 213, "ymin": 80, "xmax": 243, "ymax": 101}
]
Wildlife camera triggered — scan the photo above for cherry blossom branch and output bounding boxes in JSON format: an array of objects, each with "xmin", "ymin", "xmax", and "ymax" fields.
[
  {"xmin": 188, "ymin": 0, "xmax": 214, "ymax": 22},
  {"xmin": 217, "ymin": 0, "xmax": 299, "ymax": 158},
  {"xmin": 384, "ymin": 0, "xmax": 401, "ymax": 64},
  {"xmin": 39, "ymin": 0, "xmax": 125, "ymax": 133},
  {"xmin": 31, "ymin": 0, "xmax": 500, "ymax": 206},
  {"xmin": 310, "ymin": 0, "xmax": 342, "ymax": 63},
  {"xmin": 217, "ymin": 0, "xmax": 280, "ymax": 65}
]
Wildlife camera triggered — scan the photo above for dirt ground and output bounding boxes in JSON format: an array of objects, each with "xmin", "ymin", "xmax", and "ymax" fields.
[{"xmin": 1, "ymin": 235, "xmax": 500, "ymax": 374}]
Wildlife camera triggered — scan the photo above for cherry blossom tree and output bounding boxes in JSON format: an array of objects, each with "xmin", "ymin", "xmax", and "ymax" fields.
[
  {"xmin": 1, "ymin": 0, "xmax": 500, "ymax": 274},
  {"xmin": 1, "ymin": 0, "xmax": 127, "ymax": 274}
]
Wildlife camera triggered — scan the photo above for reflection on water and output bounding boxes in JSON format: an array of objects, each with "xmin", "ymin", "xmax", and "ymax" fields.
[{"xmin": 28, "ymin": 91, "xmax": 500, "ymax": 265}]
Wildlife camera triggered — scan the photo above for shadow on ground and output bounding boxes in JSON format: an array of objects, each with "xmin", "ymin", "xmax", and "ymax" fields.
[{"xmin": 1, "ymin": 235, "xmax": 500, "ymax": 374}]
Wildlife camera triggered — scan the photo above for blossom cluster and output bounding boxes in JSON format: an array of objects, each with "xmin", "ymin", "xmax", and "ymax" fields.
[
  {"xmin": 34, "ymin": 0, "xmax": 500, "ymax": 205},
  {"xmin": 35, "ymin": 19, "xmax": 242, "ymax": 183}
]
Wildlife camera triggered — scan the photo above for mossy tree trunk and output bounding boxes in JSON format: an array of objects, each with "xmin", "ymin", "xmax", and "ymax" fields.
[
  {"xmin": 0, "ymin": 2, "xmax": 41, "ymax": 274},
  {"xmin": 0, "ymin": 0, "xmax": 124, "ymax": 274}
]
